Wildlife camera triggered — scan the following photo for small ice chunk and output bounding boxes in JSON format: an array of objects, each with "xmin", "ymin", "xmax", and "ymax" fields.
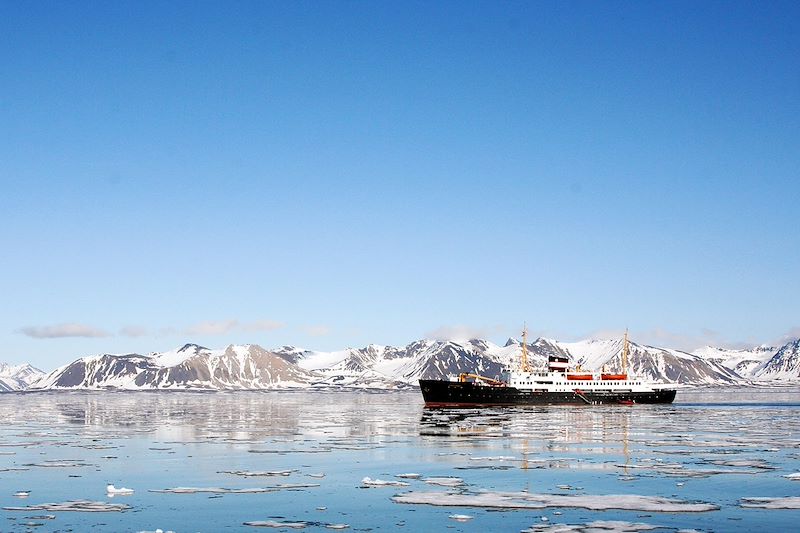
[
  {"xmin": 396, "ymin": 473, "xmax": 421, "ymax": 479},
  {"xmin": 448, "ymin": 514, "xmax": 473, "ymax": 522},
  {"xmin": 423, "ymin": 477, "xmax": 463, "ymax": 487},
  {"xmin": 222, "ymin": 470, "xmax": 296, "ymax": 477},
  {"xmin": 325, "ymin": 524, "xmax": 349, "ymax": 530},
  {"xmin": 361, "ymin": 477, "xmax": 409, "ymax": 487},
  {"xmin": 13, "ymin": 491, "xmax": 30, "ymax": 497},
  {"xmin": 244, "ymin": 520, "xmax": 307, "ymax": 528},
  {"xmin": 783, "ymin": 473, "xmax": 800, "ymax": 480},
  {"xmin": 107, "ymin": 484, "xmax": 134, "ymax": 495}
]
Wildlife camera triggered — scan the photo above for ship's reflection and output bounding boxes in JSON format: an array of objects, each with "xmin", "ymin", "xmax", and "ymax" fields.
[{"xmin": 419, "ymin": 405, "xmax": 651, "ymax": 469}]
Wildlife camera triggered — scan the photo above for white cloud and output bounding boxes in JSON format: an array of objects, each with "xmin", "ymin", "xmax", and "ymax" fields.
[
  {"xmin": 18, "ymin": 323, "xmax": 110, "ymax": 339},
  {"xmin": 773, "ymin": 326, "xmax": 800, "ymax": 346}
]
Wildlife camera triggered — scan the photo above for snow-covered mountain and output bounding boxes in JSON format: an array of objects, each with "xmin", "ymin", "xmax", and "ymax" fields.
[
  {"xmin": 752, "ymin": 339, "xmax": 800, "ymax": 381},
  {"xmin": 30, "ymin": 344, "xmax": 318, "ymax": 391},
  {"xmin": 18, "ymin": 335, "xmax": 800, "ymax": 392},
  {"xmin": 507, "ymin": 337, "xmax": 742, "ymax": 385},
  {"xmin": 692, "ymin": 345, "xmax": 778, "ymax": 378},
  {"xmin": 0, "ymin": 362, "xmax": 45, "ymax": 392}
]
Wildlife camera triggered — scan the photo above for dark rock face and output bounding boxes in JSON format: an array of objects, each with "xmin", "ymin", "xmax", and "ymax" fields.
[{"xmin": 757, "ymin": 339, "xmax": 800, "ymax": 379}]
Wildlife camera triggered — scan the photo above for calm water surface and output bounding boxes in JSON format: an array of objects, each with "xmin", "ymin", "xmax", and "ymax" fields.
[{"xmin": 1, "ymin": 388, "xmax": 799, "ymax": 532}]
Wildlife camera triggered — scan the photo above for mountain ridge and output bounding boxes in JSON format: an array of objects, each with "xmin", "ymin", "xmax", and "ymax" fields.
[{"xmin": 9, "ymin": 335, "xmax": 800, "ymax": 391}]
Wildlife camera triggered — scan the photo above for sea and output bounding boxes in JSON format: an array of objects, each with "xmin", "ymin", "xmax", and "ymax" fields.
[{"xmin": 1, "ymin": 388, "xmax": 799, "ymax": 532}]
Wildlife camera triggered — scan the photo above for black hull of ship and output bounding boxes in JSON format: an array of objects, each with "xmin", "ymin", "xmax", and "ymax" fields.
[{"xmin": 419, "ymin": 380, "xmax": 676, "ymax": 407}]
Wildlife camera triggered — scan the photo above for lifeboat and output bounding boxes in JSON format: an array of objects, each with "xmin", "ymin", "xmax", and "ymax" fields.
[
  {"xmin": 601, "ymin": 374, "xmax": 628, "ymax": 380},
  {"xmin": 566, "ymin": 374, "xmax": 593, "ymax": 381}
]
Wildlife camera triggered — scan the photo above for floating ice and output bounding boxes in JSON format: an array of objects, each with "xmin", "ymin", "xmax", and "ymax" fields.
[
  {"xmin": 782, "ymin": 473, "xmax": 800, "ymax": 480},
  {"xmin": 24, "ymin": 460, "xmax": 92, "ymax": 468},
  {"xmin": 395, "ymin": 473, "xmax": 421, "ymax": 479},
  {"xmin": 244, "ymin": 520, "xmax": 307, "ymax": 528},
  {"xmin": 392, "ymin": 491, "xmax": 718, "ymax": 512},
  {"xmin": 151, "ymin": 484, "xmax": 319, "ymax": 494},
  {"xmin": 361, "ymin": 476, "xmax": 409, "ymax": 487},
  {"xmin": 740, "ymin": 497, "xmax": 800, "ymax": 509},
  {"xmin": 706, "ymin": 459, "xmax": 775, "ymax": 469},
  {"xmin": 107, "ymin": 484, "xmax": 134, "ymax": 495},
  {"xmin": 325, "ymin": 524, "xmax": 349, "ymax": 529},
  {"xmin": 448, "ymin": 514, "xmax": 473, "ymax": 521},
  {"xmin": 3, "ymin": 500, "xmax": 131, "ymax": 512},
  {"xmin": 13, "ymin": 490, "xmax": 30, "ymax": 497},
  {"xmin": 137, "ymin": 530, "xmax": 176, "ymax": 533},
  {"xmin": 423, "ymin": 477, "xmax": 464, "ymax": 487},
  {"xmin": 522, "ymin": 519, "xmax": 659, "ymax": 532},
  {"xmin": 221, "ymin": 469, "xmax": 296, "ymax": 477}
]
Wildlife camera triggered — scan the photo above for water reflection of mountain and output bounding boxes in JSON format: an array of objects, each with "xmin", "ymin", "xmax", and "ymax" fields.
[{"xmin": 0, "ymin": 391, "xmax": 425, "ymax": 443}]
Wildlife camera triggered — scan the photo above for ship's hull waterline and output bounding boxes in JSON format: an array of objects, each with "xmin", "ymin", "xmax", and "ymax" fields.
[{"xmin": 419, "ymin": 379, "xmax": 677, "ymax": 407}]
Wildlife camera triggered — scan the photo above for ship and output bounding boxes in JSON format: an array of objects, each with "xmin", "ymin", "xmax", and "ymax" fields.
[{"xmin": 419, "ymin": 327, "xmax": 677, "ymax": 406}]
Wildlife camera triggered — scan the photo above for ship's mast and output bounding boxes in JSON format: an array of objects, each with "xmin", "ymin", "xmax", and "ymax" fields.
[
  {"xmin": 521, "ymin": 323, "xmax": 531, "ymax": 372},
  {"xmin": 622, "ymin": 328, "xmax": 629, "ymax": 375}
]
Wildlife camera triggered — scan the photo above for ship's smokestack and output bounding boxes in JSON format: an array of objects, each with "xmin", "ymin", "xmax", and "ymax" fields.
[{"xmin": 548, "ymin": 355, "xmax": 569, "ymax": 372}]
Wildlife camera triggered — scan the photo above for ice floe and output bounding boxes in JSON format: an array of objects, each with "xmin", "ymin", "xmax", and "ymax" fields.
[
  {"xmin": 244, "ymin": 520, "xmax": 307, "ymax": 528},
  {"xmin": 361, "ymin": 476, "xmax": 409, "ymax": 487},
  {"xmin": 522, "ymin": 519, "xmax": 659, "ymax": 532},
  {"xmin": 423, "ymin": 476, "xmax": 464, "ymax": 487},
  {"xmin": 3, "ymin": 500, "xmax": 131, "ymax": 512},
  {"xmin": 24, "ymin": 459, "xmax": 92, "ymax": 468},
  {"xmin": 151, "ymin": 484, "xmax": 319, "ymax": 494},
  {"xmin": 740, "ymin": 497, "xmax": 800, "ymax": 509},
  {"xmin": 107, "ymin": 484, "xmax": 134, "ymax": 496},
  {"xmin": 221, "ymin": 469, "xmax": 297, "ymax": 477},
  {"xmin": 782, "ymin": 472, "xmax": 800, "ymax": 480},
  {"xmin": 392, "ymin": 491, "xmax": 718, "ymax": 512},
  {"xmin": 448, "ymin": 514, "xmax": 473, "ymax": 521}
]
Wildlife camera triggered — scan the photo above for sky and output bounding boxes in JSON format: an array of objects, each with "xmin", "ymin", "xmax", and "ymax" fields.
[{"xmin": 2, "ymin": 1, "xmax": 799, "ymax": 370}]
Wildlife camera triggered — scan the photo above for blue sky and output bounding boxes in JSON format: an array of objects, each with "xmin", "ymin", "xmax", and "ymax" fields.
[{"xmin": 2, "ymin": 1, "xmax": 798, "ymax": 369}]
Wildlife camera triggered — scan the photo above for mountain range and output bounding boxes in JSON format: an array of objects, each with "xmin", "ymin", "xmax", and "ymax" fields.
[
  {"xmin": 3, "ymin": 336, "xmax": 798, "ymax": 392},
  {"xmin": 0, "ymin": 362, "xmax": 45, "ymax": 392}
]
